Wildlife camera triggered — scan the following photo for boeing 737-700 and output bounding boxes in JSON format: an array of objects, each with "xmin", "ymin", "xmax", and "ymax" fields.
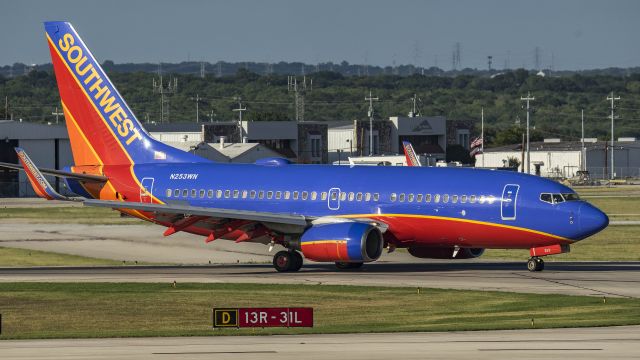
[{"xmin": 0, "ymin": 22, "xmax": 609, "ymax": 272}]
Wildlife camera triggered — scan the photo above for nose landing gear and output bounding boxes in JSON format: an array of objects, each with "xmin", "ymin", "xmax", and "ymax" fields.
[{"xmin": 527, "ymin": 257, "xmax": 545, "ymax": 272}]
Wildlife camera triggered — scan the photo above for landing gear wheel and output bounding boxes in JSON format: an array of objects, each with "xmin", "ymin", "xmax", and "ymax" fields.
[
  {"xmin": 335, "ymin": 262, "xmax": 364, "ymax": 270},
  {"xmin": 273, "ymin": 251, "xmax": 293, "ymax": 272},
  {"xmin": 290, "ymin": 251, "xmax": 303, "ymax": 272},
  {"xmin": 527, "ymin": 257, "xmax": 544, "ymax": 272}
]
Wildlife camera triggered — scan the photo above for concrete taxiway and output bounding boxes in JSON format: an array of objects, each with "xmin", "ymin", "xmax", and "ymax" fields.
[
  {"xmin": 1, "ymin": 261, "xmax": 639, "ymax": 298},
  {"xmin": 1, "ymin": 326, "xmax": 639, "ymax": 360}
]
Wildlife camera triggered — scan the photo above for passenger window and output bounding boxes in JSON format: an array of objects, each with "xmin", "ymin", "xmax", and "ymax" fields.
[
  {"xmin": 373, "ymin": 193, "xmax": 380, "ymax": 201},
  {"xmin": 224, "ymin": 190, "xmax": 231, "ymax": 198},
  {"xmin": 487, "ymin": 195, "xmax": 496, "ymax": 204},
  {"xmin": 399, "ymin": 193, "xmax": 406, "ymax": 202},
  {"xmin": 434, "ymin": 194, "xmax": 441, "ymax": 203},
  {"xmin": 250, "ymin": 190, "xmax": 256, "ymax": 199},
  {"xmin": 416, "ymin": 194, "xmax": 423, "ymax": 202},
  {"xmin": 330, "ymin": 191, "xmax": 337, "ymax": 200},
  {"xmin": 284, "ymin": 191, "xmax": 291, "ymax": 200},
  {"xmin": 182, "ymin": 189, "xmax": 188, "ymax": 197},
  {"xmin": 191, "ymin": 189, "xmax": 197, "ymax": 198},
  {"xmin": 311, "ymin": 191, "xmax": 318, "ymax": 200},
  {"xmin": 321, "ymin": 192, "xmax": 327, "ymax": 200},
  {"xmin": 356, "ymin": 192, "xmax": 363, "ymax": 201},
  {"xmin": 425, "ymin": 194, "xmax": 431, "ymax": 202},
  {"xmin": 365, "ymin": 193, "xmax": 371, "ymax": 201},
  {"xmin": 233, "ymin": 190, "xmax": 239, "ymax": 198},
  {"xmin": 479, "ymin": 195, "xmax": 486, "ymax": 204},
  {"xmin": 216, "ymin": 190, "xmax": 222, "ymax": 198},
  {"xmin": 452, "ymin": 195, "xmax": 458, "ymax": 203},
  {"xmin": 293, "ymin": 191, "xmax": 299, "ymax": 200},
  {"xmin": 275, "ymin": 191, "xmax": 281, "ymax": 200},
  {"xmin": 390, "ymin": 193, "xmax": 397, "ymax": 202},
  {"xmin": 340, "ymin": 192, "xmax": 347, "ymax": 201},
  {"xmin": 267, "ymin": 191, "xmax": 273, "ymax": 199},
  {"xmin": 166, "ymin": 189, "xmax": 172, "ymax": 197},
  {"xmin": 199, "ymin": 189, "xmax": 205, "ymax": 198},
  {"xmin": 173, "ymin": 189, "xmax": 180, "ymax": 197},
  {"xmin": 348, "ymin": 192, "xmax": 355, "ymax": 201},
  {"xmin": 302, "ymin": 191, "xmax": 308, "ymax": 200},
  {"xmin": 461, "ymin": 195, "xmax": 467, "ymax": 203},
  {"xmin": 207, "ymin": 190, "xmax": 214, "ymax": 198},
  {"xmin": 443, "ymin": 194, "xmax": 449, "ymax": 203},
  {"xmin": 242, "ymin": 190, "xmax": 248, "ymax": 199},
  {"xmin": 408, "ymin": 194, "xmax": 414, "ymax": 202},
  {"xmin": 470, "ymin": 195, "xmax": 476, "ymax": 203},
  {"xmin": 258, "ymin": 190, "xmax": 265, "ymax": 199}
]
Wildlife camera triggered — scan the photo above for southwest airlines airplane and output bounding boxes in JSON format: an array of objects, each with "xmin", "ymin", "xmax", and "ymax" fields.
[{"xmin": 0, "ymin": 22, "xmax": 609, "ymax": 272}]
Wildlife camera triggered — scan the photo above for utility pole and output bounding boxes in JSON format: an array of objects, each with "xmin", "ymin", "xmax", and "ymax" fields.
[
  {"xmin": 153, "ymin": 64, "xmax": 177, "ymax": 123},
  {"xmin": 581, "ymin": 109, "xmax": 585, "ymax": 171},
  {"xmin": 487, "ymin": 56, "xmax": 493, "ymax": 71},
  {"xmin": 190, "ymin": 94, "xmax": 202, "ymax": 123},
  {"xmin": 607, "ymin": 92, "xmax": 620, "ymax": 180},
  {"xmin": 520, "ymin": 92, "xmax": 535, "ymax": 174},
  {"xmin": 481, "ymin": 107, "xmax": 485, "ymax": 168},
  {"xmin": 365, "ymin": 90, "xmax": 379, "ymax": 156},
  {"xmin": 409, "ymin": 94, "xmax": 420, "ymax": 117},
  {"xmin": 4, "ymin": 96, "xmax": 8, "ymax": 120},
  {"xmin": 288, "ymin": 76, "xmax": 311, "ymax": 122},
  {"xmin": 232, "ymin": 98, "xmax": 246, "ymax": 142},
  {"xmin": 52, "ymin": 106, "xmax": 63, "ymax": 124}
]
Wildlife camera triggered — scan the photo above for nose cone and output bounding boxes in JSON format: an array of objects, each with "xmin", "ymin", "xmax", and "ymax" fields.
[{"xmin": 578, "ymin": 203, "xmax": 609, "ymax": 239}]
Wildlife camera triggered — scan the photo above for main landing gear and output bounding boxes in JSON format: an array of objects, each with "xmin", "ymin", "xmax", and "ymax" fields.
[
  {"xmin": 527, "ymin": 257, "xmax": 545, "ymax": 272},
  {"xmin": 273, "ymin": 250, "xmax": 303, "ymax": 272}
]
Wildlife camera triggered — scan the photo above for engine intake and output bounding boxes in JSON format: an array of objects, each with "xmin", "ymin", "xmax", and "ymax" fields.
[
  {"xmin": 408, "ymin": 247, "xmax": 485, "ymax": 259},
  {"xmin": 299, "ymin": 222, "xmax": 383, "ymax": 263}
]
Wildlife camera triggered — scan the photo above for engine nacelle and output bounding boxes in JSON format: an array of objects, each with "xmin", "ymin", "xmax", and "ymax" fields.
[
  {"xmin": 408, "ymin": 247, "xmax": 485, "ymax": 259},
  {"xmin": 299, "ymin": 222, "xmax": 384, "ymax": 263}
]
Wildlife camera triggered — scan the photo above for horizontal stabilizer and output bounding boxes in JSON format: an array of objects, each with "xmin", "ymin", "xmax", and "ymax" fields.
[
  {"xmin": 0, "ymin": 161, "xmax": 107, "ymax": 182},
  {"xmin": 13, "ymin": 147, "xmax": 75, "ymax": 201}
]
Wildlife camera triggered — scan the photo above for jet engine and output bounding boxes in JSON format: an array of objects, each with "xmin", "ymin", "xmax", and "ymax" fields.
[
  {"xmin": 298, "ymin": 222, "xmax": 384, "ymax": 263},
  {"xmin": 407, "ymin": 247, "xmax": 485, "ymax": 259}
]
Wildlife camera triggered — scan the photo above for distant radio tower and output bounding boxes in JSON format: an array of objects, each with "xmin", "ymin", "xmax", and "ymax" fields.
[
  {"xmin": 452, "ymin": 42, "xmax": 461, "ymax": 70},
  {"xmin": 216, "ymin": 62, "xmax": 222, "ymax": 77},
  {"xmin": 288, "ymin": 76, "xmax": 311, "ymax": 122},
  {"xmin": 200, "ymin": 62, "xmax": 205, "ymax": 78},
  {"xmin": 534, "ymin": 46, "xmax": 541, "ymax": 70},
  {"xmin": 487, "ymin": 56, "xmax": 493, "ymax": 71},
  {"xmin": 153, "ymin": 63, "xmax": 178, "ymax": 123}
]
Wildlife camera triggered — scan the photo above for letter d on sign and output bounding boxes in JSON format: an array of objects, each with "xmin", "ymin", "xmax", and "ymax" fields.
[{"xmin": 213, "ymin": 308, "xmax": 238, "ymax": 328}]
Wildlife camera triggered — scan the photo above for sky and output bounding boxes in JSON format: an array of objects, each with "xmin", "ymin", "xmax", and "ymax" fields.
[{"xmin": 2, "ymin": 0, "xmax": 640, "ymax": 70}]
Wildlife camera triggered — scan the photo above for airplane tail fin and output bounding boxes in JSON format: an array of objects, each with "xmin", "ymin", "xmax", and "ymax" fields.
[
  {"xmin": 402, "ymin": 141, "xmax": 422, "ymax": 167},
  {"xmin": 44, "ymin": 21, "xmax": 206, "ymax": 166}
]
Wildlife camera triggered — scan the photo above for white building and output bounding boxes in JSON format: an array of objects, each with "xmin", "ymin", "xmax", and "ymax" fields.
[{"xmin": 476, "ymin": 138, "xmax": 640, "ymax": 179}]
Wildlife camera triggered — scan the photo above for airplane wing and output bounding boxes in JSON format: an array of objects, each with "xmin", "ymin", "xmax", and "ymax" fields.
[
  {"xmin": 402, "ymin": 141, "xmax": 422, "ymax": 166},
  {"xmin": 83, "ymin": 199, "xmax": 312, "ymax": 244}
]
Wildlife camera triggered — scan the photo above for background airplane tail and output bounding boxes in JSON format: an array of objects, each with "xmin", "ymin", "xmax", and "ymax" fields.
[{"xmin": 44, "ymin": 21, "xmax": 205, "ymax": 166}]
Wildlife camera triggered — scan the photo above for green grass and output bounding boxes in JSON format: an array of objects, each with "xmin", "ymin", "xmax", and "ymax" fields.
[
  {"xmin": 0, "ymin": 282, "xmax": 638, "ymax": 339},
  {"xmin": 0, "ymin": 207, "xmax": 143, "ymax": 225},
  {"xmin": 0, "ymin": 246, "xmax": 123, "ymax": 267},
  {"xmin": 484, "ymin": 225, "xmax": 640, "ymax": 261}
]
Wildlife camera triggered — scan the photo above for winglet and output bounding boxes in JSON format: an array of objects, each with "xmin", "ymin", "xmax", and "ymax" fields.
[
  {"xmin": 15, "ymin": 147, "xmax": 71, "ymax": 200},
  {"xmin": 402, "ymin": 141, "xmax": 422, "ymax": 167}
]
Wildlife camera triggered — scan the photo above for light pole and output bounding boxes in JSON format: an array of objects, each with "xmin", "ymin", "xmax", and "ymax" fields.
[
  {"xmin": 365, "ymin": 91, "xmax": 379, "ymax": 156},
  {"xmin": 607, "ymin": 92, "xmax": 620, "ymax": 180},
  {"xmin": 520, "ymin": 92, "xmax": 535, "ymax": 174}
]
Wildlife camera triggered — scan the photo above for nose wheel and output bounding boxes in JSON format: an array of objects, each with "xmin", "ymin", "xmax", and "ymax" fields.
[
  {"xmin": 527, "ymin": 257, "xmax": 545, "ymax": 272},
  {"xmin": 273, "ymin": 250, "xmax": 303, "ymax": 272}
]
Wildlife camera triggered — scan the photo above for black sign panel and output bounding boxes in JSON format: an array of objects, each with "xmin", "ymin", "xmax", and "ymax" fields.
[{"xmin": 213, "ymin": 308, "xmax": 238, "ymax": 328}]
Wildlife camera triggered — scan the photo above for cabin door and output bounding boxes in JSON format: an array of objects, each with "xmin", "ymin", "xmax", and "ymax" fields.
[
  {"xmin": 501, "ymin": 184, "xmax": 519, "ymax": 220},
  {"xmin": 140, "ymin": 177, "xmax": 154, "ymax": 203}
]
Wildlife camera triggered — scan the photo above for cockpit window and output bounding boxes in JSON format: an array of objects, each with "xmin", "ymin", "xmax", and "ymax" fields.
[
  {"xmin": 563, "ymin": 193, "xmax": 580, "ymax": 201},
  {"xmin": 540, "ymin": 192, "xmax": 578, "ymax": 204}
]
